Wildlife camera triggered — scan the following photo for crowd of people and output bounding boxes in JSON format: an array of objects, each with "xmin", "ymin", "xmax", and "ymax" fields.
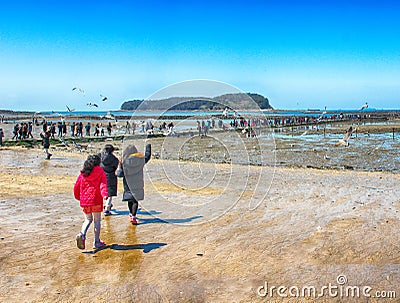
[
  {"xmin": 11, "ymin": 122, "xmax": 34, "ymax": 140},
  {"xmin": 7, "ymin": 119, "xmax": 138, "ymax": 140},
  {"xmin": 228, "ymin": 113, "xmax": 362, "ymax": 129},
  {"xmin": 7, "ymin": 119, "xmax": 184, "ymax": 141},
  {"xmin": 4, "ymin": 111, "xmax": 394, "ymax": 146}
]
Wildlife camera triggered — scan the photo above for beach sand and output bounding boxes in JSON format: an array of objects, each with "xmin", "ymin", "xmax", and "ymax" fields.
[{"xmin": 0, "ymin": 142, "xmax": 399, "ymax": 303}]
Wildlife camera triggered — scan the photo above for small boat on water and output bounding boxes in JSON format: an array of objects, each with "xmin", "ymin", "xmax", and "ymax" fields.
[{"xmin": 305, "ymin": 109, "xmax": 321, "ymax": 113}]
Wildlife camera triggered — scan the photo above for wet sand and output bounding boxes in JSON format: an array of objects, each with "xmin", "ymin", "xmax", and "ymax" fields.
[{"xmin": 0, "ymin": 143, "xmax": 399, "ymax": 302}]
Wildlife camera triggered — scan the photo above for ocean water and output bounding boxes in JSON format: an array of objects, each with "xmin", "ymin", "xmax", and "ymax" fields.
[{"xmin": 40, "ymin": 108, "xmax": 400, "ymax": 119}]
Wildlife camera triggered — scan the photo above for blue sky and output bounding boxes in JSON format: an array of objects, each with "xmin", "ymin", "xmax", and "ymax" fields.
[{"xmin": 0, "ymin": 0, "xmax": 399, "ymax": 111}]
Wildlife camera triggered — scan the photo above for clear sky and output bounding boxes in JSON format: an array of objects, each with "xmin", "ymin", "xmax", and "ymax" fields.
[{"xmin": 0, "ymin": 0, "xmax": 399, "ymax": 111}]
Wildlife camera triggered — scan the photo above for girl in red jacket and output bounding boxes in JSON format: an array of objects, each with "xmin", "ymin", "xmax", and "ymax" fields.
[{"xmin": 74, "ymin": 154, "xmax": 108, "ymax": 249}]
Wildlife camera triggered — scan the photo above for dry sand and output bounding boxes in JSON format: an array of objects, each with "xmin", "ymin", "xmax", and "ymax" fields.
[{"xmin": 0, "ymin": 142, "xmax": 400, "ymax": 302}]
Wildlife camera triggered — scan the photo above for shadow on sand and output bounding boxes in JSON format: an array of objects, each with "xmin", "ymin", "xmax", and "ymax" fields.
[
  {"xmin": 83, "ymin": 242, "xmax": 167, "ymax": 254},
  {"xmin": 108, "ymin": 208, "xmax": 203, "ymax": 224},
  {"xmin": 138, "ymin": 216, "xmax": 203, "ymax": 225}
]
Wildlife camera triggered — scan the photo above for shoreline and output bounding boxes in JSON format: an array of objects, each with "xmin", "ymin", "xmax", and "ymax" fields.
[{"xmin": 1, "ymin": 108, "xmax": 400, "ymax": 120}]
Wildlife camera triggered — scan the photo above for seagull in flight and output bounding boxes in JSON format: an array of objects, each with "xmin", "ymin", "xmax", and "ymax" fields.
[
  {"xmin": 72, "ymin": 87, "xmax": 85, "ymax": 94},
  {"xmin": 73, "ymin": 141, "xmax": 83, "ymax": 152},
  {"xmin": 87, "ymin": 102, "xmax": 99, "ymax": 108},
  {"xmin": 335, "ymin": 126, "xmax": 354, "ymax": 147},
  {"xmin": 100, "ymin": 94, "xmax": 108, "ymax": 102},
  {"xmin": 59, "ymin": 136, "xmax": 70, "ymax": 147},
  {"xmin": 103, "ymin": 111, "xmax": 115, "ymax": 120},
  {"xmin": 360, "ymin": 102, "xmax": 368, "ymax": 111},
  {"xmin": 66, "ymin": 105, "xmax": 75, "ymax": 112}
]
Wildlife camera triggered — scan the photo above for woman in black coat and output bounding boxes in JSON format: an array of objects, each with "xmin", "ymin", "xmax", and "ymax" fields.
[{"xmin": 100, "ymin": 144, "xmax": 119, "ymax": 215}]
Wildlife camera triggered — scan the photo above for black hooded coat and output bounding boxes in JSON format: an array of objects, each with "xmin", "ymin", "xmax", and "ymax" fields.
[{"xmin": 101, "ymin": 152, "xmax": 119, "ymax": 196}]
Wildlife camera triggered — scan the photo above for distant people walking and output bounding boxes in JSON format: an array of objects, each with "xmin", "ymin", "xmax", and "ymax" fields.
[
  {"xmin": 77, "ymin": 122, "xmax": 83, "ymax": 137},
  {"xmin": 18, "ymin": 124, "xmax": 24, "ymax": 139},
  {"xmin": 50, "ymin": 122, "xmax": 56, "ymax": 139},
  {"xmin": 12, "ymin": 123, "xmax": 19, "ymax": 140},
  {"xmin": 62, "ymin": 122, "xmax": 67, "ymax": 136},
  {"xmin": 85, "ymin": 122, "xmax": 91, "ymax": 136},
  {"xmin": 57, "ymin": 122, "xmax": 63, "ymax": 137},
  {"xmin": 71, "ymin": 122, "xmax": 76, "ymax": 137},
  {"xmin": 117, "ymin": 143, "xmax": 151, "ymax": 225},
  {"xmin": 74, "ymin": 155, "xmax": 108, "ymax": 250},
  {"xmin": 39, "ymin": 131, "xmax": 52, "ymax": 160},
  {"xmin": 0, "ymin": 128, "xmax": 4, "ymax": 146},
  {"xmin": 125, "ymin": 121, "xmax": 131, "ymax": 134},
  {"xmin": 27, "ymin": 122, "xmax": 33, "ymax": 138},
  {"xmin": 201, "ymin": 120, "xmax": 206, "ymax": 136},
  {"xmin": 107, "ymin": 122, "xmax": 112, "ymax": 136},
  {"xmin": 100, "ymin": 144, "xmax": 119, "ymax": 216},
  {"xmin": 94, "ymin": 123, "xmax": 100, "ymax": 136},
  {"xmin": 42, "ymin": 120, "xmax": 48, "ymax": 133},
  {"xmin": 131, "ymin": 121, "xmax": 136, "ymax": 134},
  {"xmin": 204, "ymin": 120, "xmax": 210, "ymax": 136},
  {"xmin": 197, "ymin": 120, "xmax": 202, "ymax": 136}
]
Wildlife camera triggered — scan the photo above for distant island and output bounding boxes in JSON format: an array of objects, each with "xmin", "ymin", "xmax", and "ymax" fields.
[{"xmin": 120, "ymin": 93, "xmax": 273, "ymax": 111}]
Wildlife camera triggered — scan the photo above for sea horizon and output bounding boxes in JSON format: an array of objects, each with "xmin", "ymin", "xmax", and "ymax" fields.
[{"xmin": 2, "ymin": 107, "xmax": 400, "ymax": 119}]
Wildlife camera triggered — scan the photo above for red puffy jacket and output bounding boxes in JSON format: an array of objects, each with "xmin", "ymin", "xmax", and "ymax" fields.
[{"xmin": 74, "ymin": 166, "xmax": 108, "ymax": 207}]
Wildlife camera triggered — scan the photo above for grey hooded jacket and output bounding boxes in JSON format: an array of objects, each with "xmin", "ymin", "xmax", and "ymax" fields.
[{"xmin": 117, "ymin": 144, "xmax": 151, "ymax": 201}]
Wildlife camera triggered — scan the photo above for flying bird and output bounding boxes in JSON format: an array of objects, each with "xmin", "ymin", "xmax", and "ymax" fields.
[
  {"xmin": 59, "ymin": 137, "xmax": 70, "ymax": 147},
  {"xmin": 360, "ymin": 102, "xmax": 368, "ymax": 110},
  {"xmin": 66, "ymin": 105, "xmax": 75, "ymax": 112},
  {"xmin": 335, "ymin": 126, "xmax": 354, "ymax": 147},
  {"xmin": 87, "ymin": 102, "xmax": 99, "ymax": 108},
  {"xmin": 72, "ymin": 87, "xmax": 85, "ymax": 94},
  {"xmin": 100, "ymin": 94, "xmax": 108, "ymax": 102},
  {"xmin": 100, "ymin": 111, "xmax": 117, "ymax": 122},
  {"xmin": 73, "ymin": 141, "xmax": 83, "ymax": 152},
  {"xmin": 367, "ymin": 141, "xmax": 386, "ymax": 155},
  {"xmin": 103, "ymin": 111, "xmax": 115, "ymax": 120}
]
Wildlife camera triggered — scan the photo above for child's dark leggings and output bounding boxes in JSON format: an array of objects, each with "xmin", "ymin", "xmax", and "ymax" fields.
[{"xmin": 128, "ymin": 199, "xmax": 139, "ymax": 216}]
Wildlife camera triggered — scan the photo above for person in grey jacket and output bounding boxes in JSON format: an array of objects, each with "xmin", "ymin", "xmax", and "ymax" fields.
[
  {"xmin": 40, "ymin": 131, "xmax": 52, "ymax": 159},
  {"xmin": 100, "ymin": 144, "xmax": 119, "ymax": 215},
  {"xmin": 117, "ymin": 143, "xmax": 151, "ymax": 225}
]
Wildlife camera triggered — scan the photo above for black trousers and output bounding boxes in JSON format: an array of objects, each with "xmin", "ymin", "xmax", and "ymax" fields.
[{"xmin": 127, "ymin": 199, "xmax": 139, "ymax": 216}]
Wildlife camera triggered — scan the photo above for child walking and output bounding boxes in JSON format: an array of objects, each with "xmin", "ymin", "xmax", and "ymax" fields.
[
  {"xmin": 100, "ymin": 144, "xmax": 119, "ymax": 216},
  {"xmin": 74, "ymin": 155, "xmax": 108, "ymax": 249},
  {"xmin": 117, "ymin": 144, "xmax": 151, "ymax": 225}
]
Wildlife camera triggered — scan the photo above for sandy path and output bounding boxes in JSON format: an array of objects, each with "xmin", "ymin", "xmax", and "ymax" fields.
[{"xmin": 0, "ymin": 147, "xmax": 399, "ymax": 302}]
